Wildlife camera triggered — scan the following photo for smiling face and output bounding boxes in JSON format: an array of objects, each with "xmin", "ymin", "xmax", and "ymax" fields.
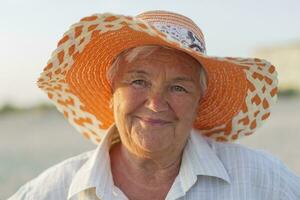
[{"xmin": 111, "ymin": 46, "xmax": 202, "ymax": 157}]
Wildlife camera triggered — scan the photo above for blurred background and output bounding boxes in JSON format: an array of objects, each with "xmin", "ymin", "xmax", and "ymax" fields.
[{"xmin": 1, "ymin": 0, "xmax": 300, "ymax": 198}]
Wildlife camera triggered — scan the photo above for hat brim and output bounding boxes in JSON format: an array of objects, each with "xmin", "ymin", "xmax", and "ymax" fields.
[{"xmin": 37, "ymin": 13, "xmax": 278, "ymax": 143}]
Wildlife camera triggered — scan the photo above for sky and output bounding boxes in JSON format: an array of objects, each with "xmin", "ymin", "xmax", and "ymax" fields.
[{"xmin": 1, "ymin": 0, "xmax": 300, "ymax": 107}]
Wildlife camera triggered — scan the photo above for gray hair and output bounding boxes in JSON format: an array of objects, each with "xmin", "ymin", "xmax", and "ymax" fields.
[{"xmin": 107, "ymin": 45, "xmax": 207, "ymax": 97}]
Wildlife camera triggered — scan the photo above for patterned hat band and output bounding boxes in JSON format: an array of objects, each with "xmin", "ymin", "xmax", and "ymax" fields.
[
  {"xmin": 150, "ymin": 23, "xmax": 206, "ymax": 53},
  {"xmin": 137, "ymin": 11, "xmax": 206, "ymax": 53}
]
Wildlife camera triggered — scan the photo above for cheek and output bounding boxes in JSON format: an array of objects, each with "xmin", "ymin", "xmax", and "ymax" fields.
[
  {"xmin": 169, "ymin": 95, "xmax": 199, "ymax": 121},
  {"xmin": 113, "ymin": 88, "xmax": 146, "ymax": 119}
]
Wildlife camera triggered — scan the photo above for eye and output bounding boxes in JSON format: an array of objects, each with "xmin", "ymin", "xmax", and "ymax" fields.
[
  {"xmin": 131, "ymin": 79, "xmax": 148, "ymax": 88},
  {"xmin": 170, "ymin": 85, "xmax": 188, "ymax": 93}
]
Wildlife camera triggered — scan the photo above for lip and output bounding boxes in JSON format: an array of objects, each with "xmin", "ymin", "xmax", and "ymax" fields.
[{"xmin": 135, "ymin": 116, "xmax": 171, "ymax": 126}]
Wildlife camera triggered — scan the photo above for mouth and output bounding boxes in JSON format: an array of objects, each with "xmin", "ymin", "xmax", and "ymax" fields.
[{"xmin": 135, "ymin": 116, "xmax": 172, "ymax": 126}]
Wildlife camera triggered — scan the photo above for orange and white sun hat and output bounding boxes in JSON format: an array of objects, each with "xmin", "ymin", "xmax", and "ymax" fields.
[{"xmin": 37, "ymin": 10, "xmax": 278, "ymax": 144}]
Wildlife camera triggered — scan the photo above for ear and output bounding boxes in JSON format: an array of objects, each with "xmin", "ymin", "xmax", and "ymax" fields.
[
  {"xmin": 194, "ymin": 98, "xmax": 201, "ymax": 118},
  {"xmin": 109, "ymin": 97, "xmax": 114, "ymax": 110}
]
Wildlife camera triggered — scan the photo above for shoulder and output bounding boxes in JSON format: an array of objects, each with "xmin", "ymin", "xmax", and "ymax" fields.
[
  {"xmin": 207, "ymin": 139, "xmax": 281, "ymax": 172},
  {"xmin": 206, "ymin": 138, "xmax": 300, "ymax": 199},
  {"xmin": 207, "ymin": 138, "xmax": 283, "ymax": 181},
  {"xmin": 8, "ymin": 150, "xmax": 94, "ymax": 200}
]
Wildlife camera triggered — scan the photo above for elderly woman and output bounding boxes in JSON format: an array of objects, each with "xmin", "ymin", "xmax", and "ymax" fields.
[{"xmin": 9, "ymin": 10, "xmax": 300, "ymax": 200}]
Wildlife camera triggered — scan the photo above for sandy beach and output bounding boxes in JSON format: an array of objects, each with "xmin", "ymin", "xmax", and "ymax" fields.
[{"xmin": 1, "ymin": 96, "xmax": 300, "ymax": 199}]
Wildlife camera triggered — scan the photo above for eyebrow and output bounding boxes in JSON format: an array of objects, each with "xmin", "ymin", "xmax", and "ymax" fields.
[
  {"xmin": 126, "ymin": 70, "xmax": 149, "ymax": 76},
  {"xmin": 171, "ymin": 77, "xmax": 194, "ymax": 83},
  {"xmin": 126, "ymin": 69, "xmax": 195, "ymax": 83}
]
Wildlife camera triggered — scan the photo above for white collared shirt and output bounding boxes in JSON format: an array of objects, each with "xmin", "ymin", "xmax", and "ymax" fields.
[{"xmin": 9, "ymin": 125, "xmax": 300, "ymax": 200}]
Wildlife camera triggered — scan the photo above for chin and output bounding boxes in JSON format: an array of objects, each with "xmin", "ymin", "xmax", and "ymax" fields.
[{"xmin": 131, "ymin": 127, "xmax": 174, "ymax": 152}]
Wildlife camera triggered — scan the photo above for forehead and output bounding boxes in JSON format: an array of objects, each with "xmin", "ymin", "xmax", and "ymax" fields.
[{"xmin": 119, "ymin": 47, "xmax": 201, "ymax": 77}]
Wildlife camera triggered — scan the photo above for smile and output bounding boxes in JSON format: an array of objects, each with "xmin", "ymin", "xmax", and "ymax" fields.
[{"xmin": 135, "ymin": 116, "xmax": 171, "ymax": 126}]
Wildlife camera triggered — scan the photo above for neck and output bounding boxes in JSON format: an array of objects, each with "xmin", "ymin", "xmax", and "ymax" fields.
[
  {"xmin": 112, "ymin": 142, "xmax": 182, "ymax": 180},
  {"xmin": 110, "ymin": 142, "xmax": 184, "ymax": 199}
]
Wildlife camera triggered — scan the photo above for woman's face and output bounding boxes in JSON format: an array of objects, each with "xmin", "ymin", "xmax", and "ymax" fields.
[{"xmin": 112, "ymin": 47, "xmax": 202, "ymax": 156}]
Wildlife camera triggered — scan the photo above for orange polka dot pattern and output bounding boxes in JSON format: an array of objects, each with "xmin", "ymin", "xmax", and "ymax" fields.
[{"xmin": 37, "ymin": 11, "xmax": 278, "ymax": 144}]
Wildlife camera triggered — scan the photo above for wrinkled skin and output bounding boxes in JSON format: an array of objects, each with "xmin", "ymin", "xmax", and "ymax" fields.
[{"xmin": 110, "ymin": 47, "xmax": 202, "ymax": 200}]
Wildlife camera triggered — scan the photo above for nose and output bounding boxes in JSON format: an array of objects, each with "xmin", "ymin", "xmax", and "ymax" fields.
[{"xmin": 145, "ymin": 89, "xmax": 169, "ymax": 112}]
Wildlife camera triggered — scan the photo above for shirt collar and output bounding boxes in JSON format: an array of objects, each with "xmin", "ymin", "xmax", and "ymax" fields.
[
  {"xmin": 178, "ymin": 128, "xmax": 231, "ymax": 193},
  {"xmin": 67, "ymin": 126, "xmax": 231, "ymax": 199},
  {"xmin": 67, "ymin": 125, "xmax": 118, "ymax": 200}
]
